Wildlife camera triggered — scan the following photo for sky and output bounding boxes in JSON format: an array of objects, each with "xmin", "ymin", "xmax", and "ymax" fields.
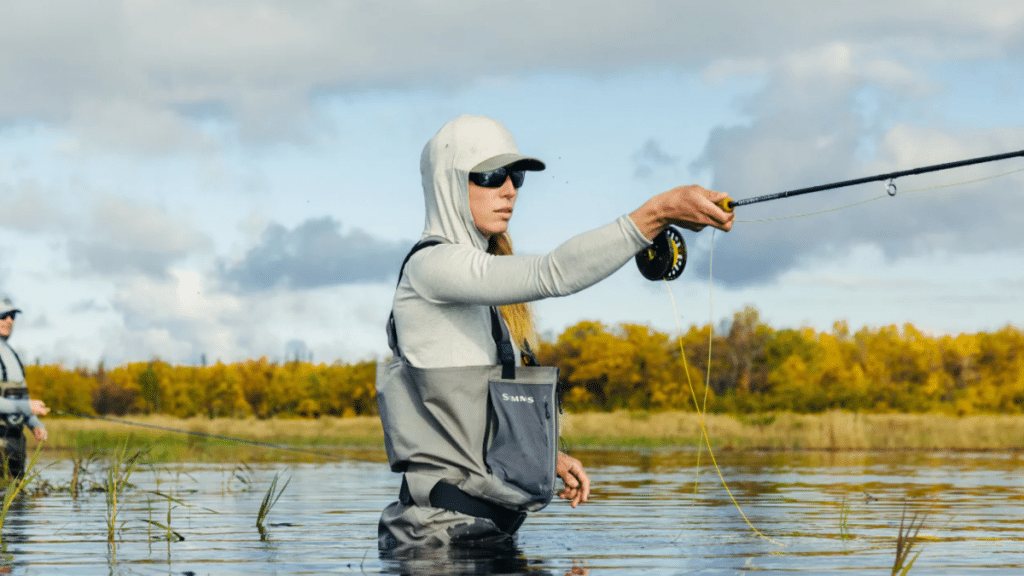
[{"xmin": 1, "ymin": 1, "xmax": 1023, "ymax": 367}]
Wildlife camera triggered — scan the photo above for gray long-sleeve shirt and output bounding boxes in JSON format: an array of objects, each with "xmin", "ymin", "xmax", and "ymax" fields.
[{"xmin": 393, "ymin": 215, "xmax": 650, "ymax": 368}]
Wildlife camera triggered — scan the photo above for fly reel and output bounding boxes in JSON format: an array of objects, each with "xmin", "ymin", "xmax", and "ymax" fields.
[{"xmin": 635, "ymin": 226, "xmax": 686, "ymax": 281}]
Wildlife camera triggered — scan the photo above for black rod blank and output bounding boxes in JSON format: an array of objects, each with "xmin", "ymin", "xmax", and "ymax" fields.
[{"xmin": 729, "ymin": 148, "xmax": 1024, "ymax": 209}]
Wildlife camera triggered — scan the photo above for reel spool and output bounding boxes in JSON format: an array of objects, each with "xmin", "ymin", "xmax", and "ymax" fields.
[{"xmin": 635, "ymin": 226, "xmax": 687, "ymax": 281}]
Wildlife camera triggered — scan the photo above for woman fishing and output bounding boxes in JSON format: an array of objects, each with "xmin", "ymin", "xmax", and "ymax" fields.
[{"xmin": 376, "ymin": 115, "xmax": 734, "ymax": 551}]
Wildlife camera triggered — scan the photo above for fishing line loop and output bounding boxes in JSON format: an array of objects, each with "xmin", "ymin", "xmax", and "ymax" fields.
[{"xmin": 886, "ymin": 178, "xmax": 898, "ymax": 197}]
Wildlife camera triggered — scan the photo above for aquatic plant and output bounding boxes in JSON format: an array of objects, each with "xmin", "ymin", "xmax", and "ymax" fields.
[
  {"xmin": 104, "ymin": 440, "xmax": 146, "ymax": 546},
  {"xmin": 143, "ymin": 489, "xmax": 185, "ymax": 542},
  {"xmin": 892, "ymin": 503, "xmax": 928, "ymax": 576},
  {"xmin": 229, "ymin": 461, "xmax": 255, "ymax": 492},
  {"xmin": 0, "ymin": 445, "xmax": 43, "ymax": 541},
  {"xmin": 256, "ymin": 471, "xmax": 290, "ymax": 541},
  {"xmin": 70, "ymin": 446, "xmax": 101, "ymax": 499},
  {"xmin": 838, "ymin": 496, "xmax": 852, "ymax": 540}
]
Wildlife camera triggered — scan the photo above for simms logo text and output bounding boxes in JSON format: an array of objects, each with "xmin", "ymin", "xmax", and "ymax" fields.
[{"xmin": 501, "ymin": 393, "xmax": 535, "ymax": 403}]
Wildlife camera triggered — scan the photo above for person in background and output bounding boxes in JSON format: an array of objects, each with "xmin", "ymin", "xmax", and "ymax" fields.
[{"xmin": 0, "ymin": 297, "xmax": 49, "ymax": 478}]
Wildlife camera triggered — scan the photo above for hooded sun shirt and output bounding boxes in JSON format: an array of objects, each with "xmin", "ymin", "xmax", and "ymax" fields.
[{"xmin": 391, "ymin": 115, "xmax": 652, "ymax": 369}]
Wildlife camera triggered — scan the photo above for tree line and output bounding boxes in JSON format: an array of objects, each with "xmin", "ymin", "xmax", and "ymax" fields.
[{"xmin": 27, "ymin": 307, "xmax": 1024, "ymax": 418}]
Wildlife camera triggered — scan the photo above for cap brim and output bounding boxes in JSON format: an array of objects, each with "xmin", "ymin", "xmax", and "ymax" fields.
[{"xmin": 472, "ymin": 153, "xmax": 545, "ymax": 173}]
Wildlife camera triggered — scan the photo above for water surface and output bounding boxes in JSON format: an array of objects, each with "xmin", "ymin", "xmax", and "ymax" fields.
[{"xmin": 3, "ymin": 449, "xmax": 1021, "ymax": 574}]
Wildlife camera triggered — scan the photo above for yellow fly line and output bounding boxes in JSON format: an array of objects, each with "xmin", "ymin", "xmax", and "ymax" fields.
[
  {"xmin": 651, "ymin": 154, "xmax": 1024, "ymax": 548},
  {"xmin": 664, "ymin": 230, "xmax": 785, "ymax": 548}
]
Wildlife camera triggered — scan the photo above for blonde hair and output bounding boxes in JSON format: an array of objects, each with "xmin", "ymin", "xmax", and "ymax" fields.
[{"xmin": 488, "ymin": 232, "xmax": 538, "ymax": 356}]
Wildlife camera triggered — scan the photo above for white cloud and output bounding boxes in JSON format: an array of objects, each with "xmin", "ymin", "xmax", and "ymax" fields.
[
  {"xmin": 2, "ymin": 1, "xmax": 1022, "ymax": 149},
  {"xmin": 0, "ymin": 181, "xmax": 68, "ymax": 231},
  {"xmin": 68, "ymin": 195, "xmax": 213, "ymax": 278},
  {"xmin": 81, "ymin": 272, "xmax": 395, "ymax": 365}
]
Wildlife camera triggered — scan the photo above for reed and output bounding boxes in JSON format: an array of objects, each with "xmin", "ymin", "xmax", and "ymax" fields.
[
  {"xmin": 838, "ymin": 496, "xmax": 852, "ymax": 541},
  {"xmin": 892, "ymin": 503, "xmax": 928, "ymax": 575},
  {"xmin": 0, "ymin": 444, "xmax": 43, "ymax": 541},
  {"xmin": 104, "ymin": 440, "xmax": 145, "ymax": 546},
  {"xmin": 256, "ymin": 471, "xmax": 290, "ymax": 541},
  {"xmin": 69, "ymin": 447, "xmax": 101, "ymax": 499},
  {"xmin": 228, "ymin": 462, "xmax": 255, "ymax": 492},
  {"xmin": 143, "ymin": 489, "xmax": 185, "ymax": 542}
]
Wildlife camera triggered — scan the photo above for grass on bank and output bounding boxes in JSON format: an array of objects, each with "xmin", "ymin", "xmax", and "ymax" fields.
[
  {"xmin": 559, "ymin": 411, "xmax": 1024, "ymax": 451},
  {"xmin": 42, "ymin": 415, "xmax": 389, "ymax": 463},
  {"xmin": 35, "ymin": 411, "xmax": 1024, "ymax": 462}
]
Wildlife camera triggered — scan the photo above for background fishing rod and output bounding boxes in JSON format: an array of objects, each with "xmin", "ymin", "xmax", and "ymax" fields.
[{"xmin": 636, "ymin": 147, "xmax": 1024, "ymax": 281}]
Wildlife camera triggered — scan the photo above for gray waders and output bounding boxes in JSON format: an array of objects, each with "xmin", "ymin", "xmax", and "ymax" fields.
[{"xmin": 376, "ymin": 240, "xmax": 560, "ymax": 551}]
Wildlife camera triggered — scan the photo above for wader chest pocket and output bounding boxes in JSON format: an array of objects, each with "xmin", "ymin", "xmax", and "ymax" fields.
[{"xmin": 485, "ymin": 378, "xmax": 558, "ymax": 506}]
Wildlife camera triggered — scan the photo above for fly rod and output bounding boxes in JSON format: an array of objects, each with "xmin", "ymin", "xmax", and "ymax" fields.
[
  {"xmin": 725, "ymin": 147, "xmax": 1024, "ymax": 209},
  {"xmin": 636, "ymin": 147, "xmax": 1024, "ymax": 281}
]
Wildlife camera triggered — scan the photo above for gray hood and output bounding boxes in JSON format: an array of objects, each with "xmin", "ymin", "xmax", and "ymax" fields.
[{"xmin": 419, "ymin": 115, "xmax": 544, "ymax": 250}]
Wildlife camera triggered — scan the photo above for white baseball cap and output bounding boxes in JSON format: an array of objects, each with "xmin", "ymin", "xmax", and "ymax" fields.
[{"xmin": 0, "ymin": 297, "xmax": 20, "ymax": 317}]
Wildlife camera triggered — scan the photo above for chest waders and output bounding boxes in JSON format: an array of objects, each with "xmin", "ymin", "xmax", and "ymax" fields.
[
  {"xmin": 377, "ymin": 239, "xmax": 560, "ymax": 550},
  {"xmin": 0, "ymin": 347, "xmax": 29, "ymax": 478}
]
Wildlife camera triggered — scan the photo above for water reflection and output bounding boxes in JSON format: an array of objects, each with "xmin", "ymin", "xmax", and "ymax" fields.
[
  {"xmin": 0, "ymin": 496, "xmax": 30, "ymax": 574},
  {"xmin": 380, "ymin": 542, "xmax": 558, "ymax": 576}
]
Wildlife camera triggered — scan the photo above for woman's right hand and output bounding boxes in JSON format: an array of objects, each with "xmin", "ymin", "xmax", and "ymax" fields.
[
  {"xmin": 630, "ymin": 184, "xmax": 735, "ymax": 240},
  {"xmin": 29, "ymin": 399, "xmax": 49, "ymax": 416}
]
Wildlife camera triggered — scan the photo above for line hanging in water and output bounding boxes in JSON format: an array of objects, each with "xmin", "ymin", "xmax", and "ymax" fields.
[{"xmin": 728, "ymin": 148, "xmax": 1024, "ymax": 209}]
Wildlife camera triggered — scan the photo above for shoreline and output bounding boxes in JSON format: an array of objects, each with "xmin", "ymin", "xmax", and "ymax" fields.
[{"xmin": 34, "ymin": 411, "xmax": 1024, "ymax": 462}]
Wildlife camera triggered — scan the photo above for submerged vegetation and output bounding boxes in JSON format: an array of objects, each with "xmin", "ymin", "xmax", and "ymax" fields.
[{"xmin": 25, "ymin": 307, "xmax": 1024, "ymax": 421}]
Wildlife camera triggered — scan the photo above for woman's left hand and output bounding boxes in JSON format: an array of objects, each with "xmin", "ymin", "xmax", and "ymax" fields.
[{"xmin": 556, "ymin": 451, "xmax": 590, "ymax": 508}]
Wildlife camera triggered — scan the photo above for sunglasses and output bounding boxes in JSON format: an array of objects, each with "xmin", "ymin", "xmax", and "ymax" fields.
[
  {"xmin": 0, "ymin": 312, "xmax": 15, "ymax": 321},
  {"xmin": 469, "ymin": 166, "xmax": 525, "ymax": 189}
]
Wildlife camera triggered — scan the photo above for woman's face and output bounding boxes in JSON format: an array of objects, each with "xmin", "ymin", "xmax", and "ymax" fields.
[{"xmin": 468, "ymin": 176, "xmax": 518, "ymax": 237}]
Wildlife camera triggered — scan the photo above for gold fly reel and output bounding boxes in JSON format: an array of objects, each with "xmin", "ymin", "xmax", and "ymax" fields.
[{"xmin": 635, "ymin": 226, "xmax": 686, "ymax": 281}]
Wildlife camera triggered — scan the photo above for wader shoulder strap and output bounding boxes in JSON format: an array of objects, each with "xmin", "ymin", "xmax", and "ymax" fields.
[
  {"xmin": 387, "ymin": 239, "xmax": 443, "ymax": 357},
  {"xmin": 489, "ymin": 307, "xmax": 517, "ymax": 379},
  {"xmin": 386, "ymin": 237, "xmax": 519, "ymax": 379},
  {"xmin": 11, "ymin": 349, "xmax": 23, "ymax": 378},
  {"xmin": 0, "ymin": 343, "xmax": 25, "ymax": 383}
]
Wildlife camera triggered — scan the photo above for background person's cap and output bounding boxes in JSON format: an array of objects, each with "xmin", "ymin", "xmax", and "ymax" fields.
[{"xmin": 0, "ymin": 297, "xmax": 21, "ymax": 317}]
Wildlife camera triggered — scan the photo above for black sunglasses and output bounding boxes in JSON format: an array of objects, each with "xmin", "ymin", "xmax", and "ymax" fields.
[
  {"xmin": 469, "ymin": 166, "xmax": 525, "ymax": 189},
  {"xmin": 0, "ymin": 312, "xmax": 15, "ymax": 321}
]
